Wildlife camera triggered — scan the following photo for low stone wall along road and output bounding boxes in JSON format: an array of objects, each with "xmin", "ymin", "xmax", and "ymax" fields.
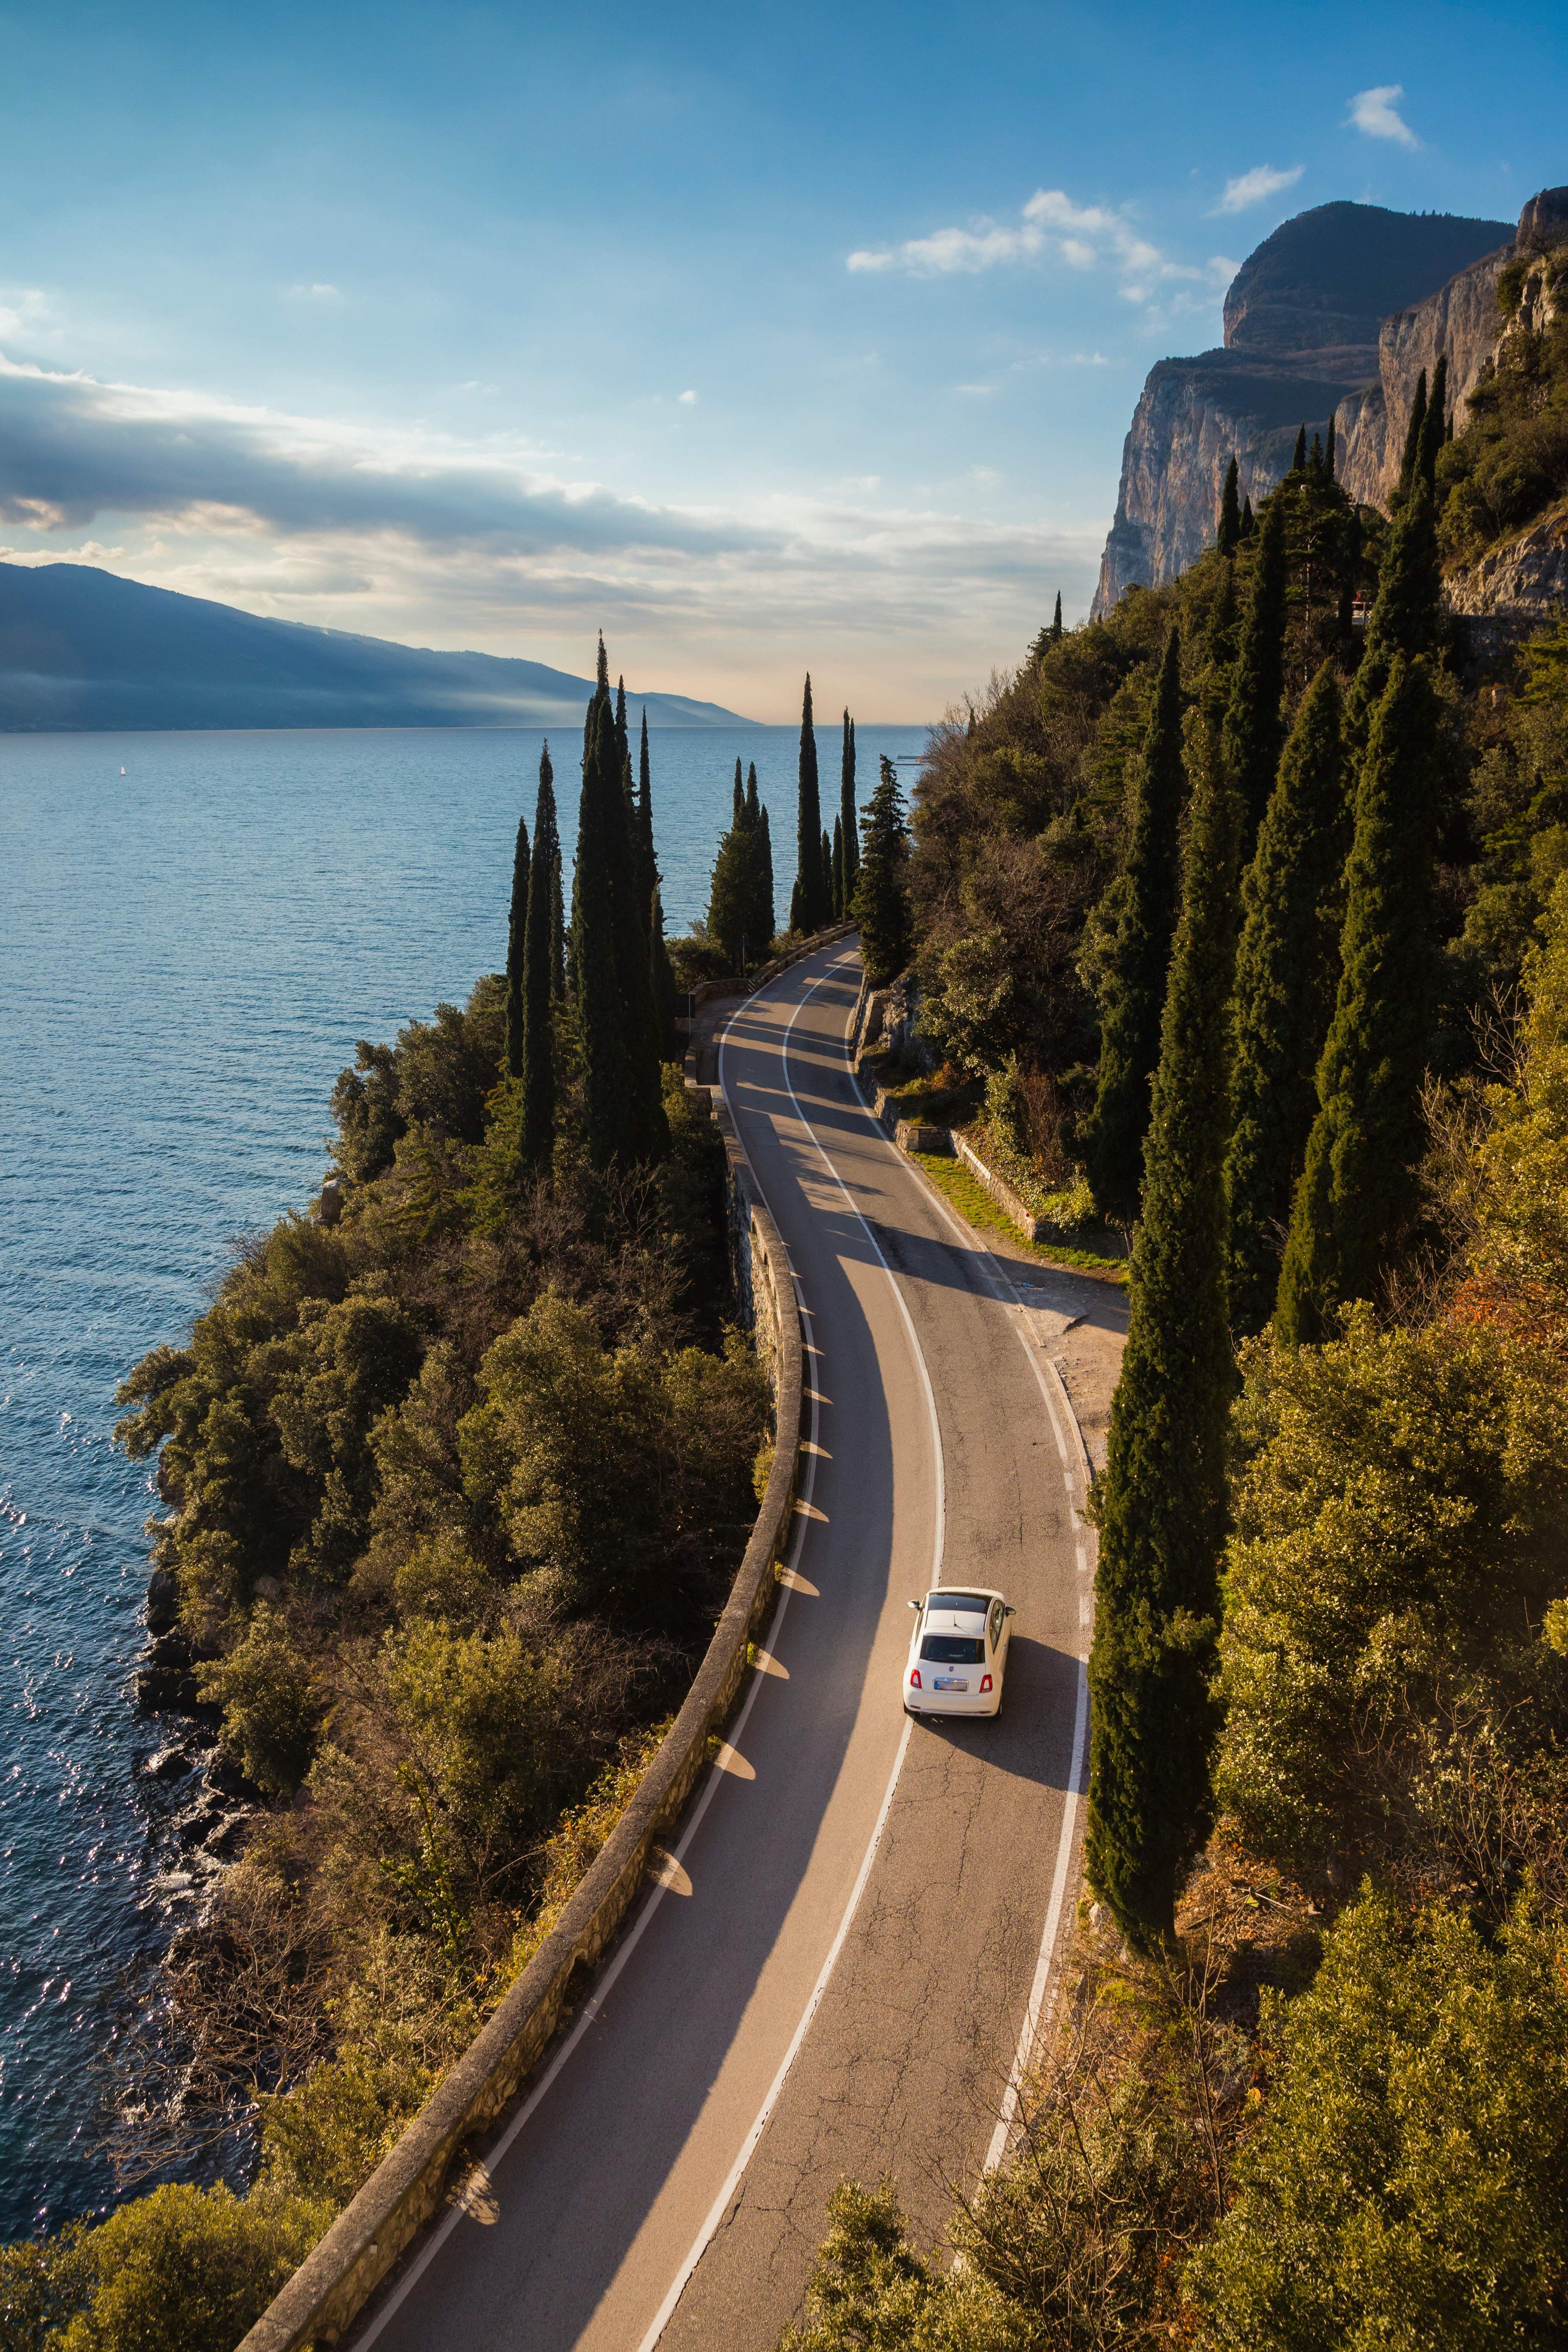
[{"xmin": 354, "ymin": 943, "xmax": 1094, "ymax": 2352}]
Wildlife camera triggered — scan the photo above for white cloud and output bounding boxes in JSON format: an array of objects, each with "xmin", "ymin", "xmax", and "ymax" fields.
[
  {"xmin": 1347, "ymin": 85, "xmax": 1419, "ymax": 147},
  {"xmin": 847, "ymin": 185, "xmax": 1177, "ymax": 289},
  {"xmin": 1213, "ymin": 163, "xmax": 1304, "ymax": 214},
  {"xmin": 677, "ymin": 388, "xmax": 698, "ymax": 405},
  {"xmin": 288, "ymin": 282, "xmax": 343, "ymax": 301}
]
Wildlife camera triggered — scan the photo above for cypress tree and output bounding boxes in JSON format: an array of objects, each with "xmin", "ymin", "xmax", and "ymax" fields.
[
  {"xmin": 1343, "ymin": 482, "xmax": 1442, "ymax": 756},
  {"xmin": 708, "ymin": 785, "xmax": 752, "ymax": 970},
  {"xmin": 1309, "ymin": 431, "xmax": 1323, "ymax": 479},
  {"xmin": 1086, "ymin": 718, "xmax": 1240, "ymax": 1951},
  {"xmin": 614, "ymin": 675, "xmax": 629, "ymax": 777},
  {"xmin": 855, "ymin": 757, "xmax": 912, "ymax": 985},
  {"xmin": 637, "ymin": 707, "xmax": 657, "ymax": 909},
  {"xmin": 1051, "ymin": 590, "xmax": 1064, "ymax": 641},
  {"xmin": 1291, "ymin": 423, "xmax": 1308, "ymax": 472},
  {"xmin": 650, "ymin": 882, "xmax": 680, "ymax": 1061},
  {"xmin": 751, "ymin": 766, "xmax": 776, "ymax": 947},
  {"xmin": 792, "ymin": 673, "xmax": 826, "ymax": 933},
  {"xmin": 820, "ymin": 826, "xmax": 833, "ymax": 915},
  {"xmin": 503, "ymin": 807, "xmax": 531, "ymax": 1082},
  {"xmin": 1202, "ymin": 559, "xmax": 1238, "ymax": 699},
  {"xmin": 520, "ymin": 746, "xmax": 557, "ymax": 1169},
  {"xmin": 1239, "ymin": 494, "xmax": 1256, "ymax": 540},
  {"xmin": 1275, "ymin": 655, "xmax": 1439, "ymax": 1344},
  {"xmin": 1225, "ymin": 664, "xmax": 1348, "ymax": 1336},
  {"xmin": 1417, "ymin": 350, "xmax": 1448, "ymax": 488},
  {"xmin": 1221, "ymin": 490, "xmax": 1288, "ymax": 857},
  {"xmin": 573, "ymin": 673, "xmax": 667, "ymax": 1167},
  {"xmin": 1216, "ymin": 457, "xmax": 1241, "ymax": 557},
  {"xmin": 1325, "ymin": 412, "xmax": 1336, "ymax": 481},
  {"xmin": 1396, "ymin": 368, "xmax": 1428, "ymax": 505},
  {"xmin": 840, "ymin": 709, "xmax": 858, "ymax": 905},
  {"xmin": 831, "ymin": 815, "xmax": 845, "ymax": 917},
  {"xmin": 1085, "ymin": 628, "xmax": 1187, "ymax": 1225},
  {"xmin": 733, "ymin": 756, "xmax": 745, "ymax": 828}
]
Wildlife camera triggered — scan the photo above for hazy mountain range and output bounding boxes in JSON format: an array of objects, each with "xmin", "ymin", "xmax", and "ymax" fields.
[{"xmin": 0, "ymin": 561, "xmax": 754, "ymax": 731}]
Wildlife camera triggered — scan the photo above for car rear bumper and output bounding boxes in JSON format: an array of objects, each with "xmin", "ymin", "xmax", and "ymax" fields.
[{"xmin": 905, "ymin": 1693, "xmax": 1001, "ymax": 1719}]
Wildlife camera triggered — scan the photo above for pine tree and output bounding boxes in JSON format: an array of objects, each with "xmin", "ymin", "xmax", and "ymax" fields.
[
  {"xmin": 1225, "ymin": 664, "xmax": 1348, "ymax": 1336},
  {"xmin": 1417, "ymin": 350, "xmax": 1448, "ymax": 488},
  {"xmin": 1343, "ymin": 483, "xmax": 1442, "ymax": 756},
  {"xmin": 1396, "ymin": 369, "xmax": 1428, "ymax": 505},
  {"xmin": 1325, "ymin": 412, "xmax": 1336, "ymax": 481},
  {"xmin": 840, "ymin": 709, "xmax": 859, "ymax": 906},
  {"xmin": 793, "ymin": 673, "xmax": 827, "ymax": 932},
  {"xmin": 1085, "ymin": 628, "xmax": 1187, "ymax": 1225},
  {"xmin": 1275, "ymin": 655, "xmax": 1439, "ymax": 1344},
  {"xmin": 1217, "ymin": 457, "xmax": 1241, "ymax": 558},
  {"xmin": 855, "ymin": 757, "xmax": 911, "ymax": 986},
  {"xmin": 520, "ymin": 745, "xmax": 557, "ymax": 1168},
  {"xmin": 832, "ymin": 815, "xmax": 845, "ymax": 918},
  {"xmin": 503, "ymin": 807, "xmax": 530, "ymax": 1082},
  {"xmin": 1291, "ymin": 423, "xmax": 1308, "ymax": 472},
  {"xmin": 1087, "ymin": 718, "xmax": 1239, "ymax": 1951},
  {"xmin": 1222, "ymin": 490, "xmax": 1288, "ymax": 857}
]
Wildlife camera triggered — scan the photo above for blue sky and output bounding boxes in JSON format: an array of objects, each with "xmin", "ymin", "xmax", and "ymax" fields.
[{"xmin": 0, "ymin": 0, "xmax": 1562, "ymax": 717}]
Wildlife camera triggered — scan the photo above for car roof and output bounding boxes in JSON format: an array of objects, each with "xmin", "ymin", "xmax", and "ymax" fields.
[{"xmin": 922, "ymin": 1586, "xmax": 1004, "ymax": 1608}]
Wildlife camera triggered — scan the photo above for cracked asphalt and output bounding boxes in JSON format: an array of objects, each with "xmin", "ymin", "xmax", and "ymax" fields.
[{"xmin": 355, "ymin": 943, "xmax": 1098, "ymax": 2352}]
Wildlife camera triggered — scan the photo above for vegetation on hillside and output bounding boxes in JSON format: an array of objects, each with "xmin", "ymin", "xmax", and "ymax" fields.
[{"xmin": 0, "ymin": 646, "xmax": 777, "ymax": 2350}]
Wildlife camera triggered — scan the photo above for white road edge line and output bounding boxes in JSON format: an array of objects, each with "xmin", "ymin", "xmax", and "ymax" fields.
[
  {"xmin": 844, "ymin": 1029, "xmax": 1098, "ymax": 2173},
  {"xmin": 637, "ymin": 952, "xmax": 947, "ymax": 2351}
]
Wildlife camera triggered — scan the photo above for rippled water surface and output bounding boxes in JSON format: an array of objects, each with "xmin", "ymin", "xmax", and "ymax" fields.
[{"xmin": 0, "ymin": 721, "xmax": 928, "ymax": 2239}]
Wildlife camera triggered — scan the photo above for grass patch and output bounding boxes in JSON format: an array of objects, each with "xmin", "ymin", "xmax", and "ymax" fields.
[{"xmin": 911, "ymin": 1152, "xmax": 1128, "ymax": 1282}]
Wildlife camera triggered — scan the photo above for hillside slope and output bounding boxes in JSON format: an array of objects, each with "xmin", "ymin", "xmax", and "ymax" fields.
[{"xmin": 0, "ymin": 561, "xmax": 754, "ymax": 730}]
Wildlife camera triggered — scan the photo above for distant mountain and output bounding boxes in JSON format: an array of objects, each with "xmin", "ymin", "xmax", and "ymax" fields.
[
  {"xmin": 0, "ymin": 562, "xmax": 756, "ymax": 731},
  {"xmin": 1091, "ymin": 200, "xmax": 1515, "ymax": 614}
]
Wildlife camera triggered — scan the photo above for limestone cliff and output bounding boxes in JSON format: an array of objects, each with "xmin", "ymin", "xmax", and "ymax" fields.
[
  {"xmin": 1332, "ymin": 247, "xmax": 1514, "ymax": 508},
  {"xmin": 1091, "ymin": 202, "xmax": 1512, "ymax": 616}
]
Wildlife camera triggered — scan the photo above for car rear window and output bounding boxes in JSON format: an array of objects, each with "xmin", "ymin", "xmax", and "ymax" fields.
[
  {"xmin": 929, "ymin": 1594, "xmax": 988, "ymax": 1617},
  {"xmin": 920, "ymin": 1635, "xmax": 985, "ymax": 1664}
]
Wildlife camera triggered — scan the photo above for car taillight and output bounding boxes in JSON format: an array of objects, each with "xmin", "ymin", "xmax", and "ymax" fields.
[
  {"xmin": 980, "ymin": 1675, "xmax": 993, "ymax": 1693},
  {"xmin": 909, "ymin": 1668, "xmax": 922, "ymax": 1689}
]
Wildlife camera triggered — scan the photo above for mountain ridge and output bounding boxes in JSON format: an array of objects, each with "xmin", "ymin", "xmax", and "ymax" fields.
[{"xmin": 0, "ymin": 560, "xmax": 757, "ymax": 731}]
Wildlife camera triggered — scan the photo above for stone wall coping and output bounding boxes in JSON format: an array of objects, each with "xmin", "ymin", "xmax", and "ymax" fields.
[
  {"xmin": 689, "ymin": 919, "xmax": 857, "ymax": 1007},
  {"xmin": 236, "ymin": 1100, "xmax": 806, "ymax": 2352}
]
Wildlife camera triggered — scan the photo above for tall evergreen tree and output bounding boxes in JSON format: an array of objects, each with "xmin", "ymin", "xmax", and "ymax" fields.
[
  {"xmin": 840, "ymin": 709, "xmax": 859, "ymax": 905},
  {"xmin": 1325, "ymin": 412, "xmax": 1336, "ymax": 481},
  {"xmin": 1275, "ymin": 655, "xmax": 1439, "ymax": 1344},
  {"xmin": 732, "ymin": 756, "xmax": 745, "ymax": 828},
  {"xmin": 1085, "ymin": 628, "xmax": 1188, "ymax": 1225},
  {"xmin": 1396, "ymin": 368, "xmax": 1428, "ymax": 505},
  {"xmin": 1291, "ymin": 423, "xmax": 1308, "ymax": 472},
  {"xmin": 751, "ymin": 765, "xmax": 776, "ymax": 947},
  {"xmin": 831, "ymin": 815, "xmax": 845, "ymax": 918},
  {"xmin": 1051, "ymin": 589, "xmax": 1064, "ymax": 640},
  {"xmin": 1417, "ymin": 350, "xmax": 1448, "ymax": 489},
  {"xmin": 1202, "ymin": 559, "xmax": 1238, "ymax": 700},
  {"xmin": 636, "ymin": 708, "xmax": 657, "ymax": 909},
  {"xmin": 1225, "ymin": 664, "xmax": 1348, "ymax": 1336},
  {"xmin": 1087, "ymin": 719, "xmax": 1240, "ymax": 1951},
  {"xmin": 614, "ymin": 675, "xmax": 629, "ymax": 780},
  {"xmin": 573, "ymin": 675, "xmax": 667, "ymax": 1167},
  {"xmin": 520, "ymin": 746, "xmax": 557, "ymax": 1169},
  {"xmin": 1239, "ymin": 494, "xmax": 1256, "ymax": 539},
  {"xmin": 820, "ymin": 826, "xmax": 832, "ymax": 914},
  {"xmin": 1343, "ymin": 483, "xmax": 1442, "ymax": 756},
  {"xmin": 1216, "ymin": 457, "xmax": 1241, "ymax": 558},
  {"xmin": 1221, "ymin": 490, "xmax": 1289, "ymax": 857},
  {"xmin": 503, "ymin": 807, "xmax": 530, "ymax": 1082},
  {"xmin": 650, "ymin": 882, "xmax": 680, "ymax": 1061},
  {"xmin": 854, "ymin": 757, "xmax": 911, "ymax": 985},
  {"xmin": 791, "ymin": 673, "xmax": 828, "ymax": 933}
]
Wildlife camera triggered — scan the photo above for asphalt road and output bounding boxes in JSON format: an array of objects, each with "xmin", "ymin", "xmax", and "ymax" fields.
[{"xmin": 355, "ymin": 942, "xmax": 1094, "ymax": 2352}]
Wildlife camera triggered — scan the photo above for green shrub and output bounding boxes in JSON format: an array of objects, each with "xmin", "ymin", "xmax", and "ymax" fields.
[
  {"xmin": 1189, "ymin": 1890, "xmax": 1568, "ymax": 2349},
  {"xmin": 197, "ymin": 1604, "xmax": 321, "ymax": 1795}
]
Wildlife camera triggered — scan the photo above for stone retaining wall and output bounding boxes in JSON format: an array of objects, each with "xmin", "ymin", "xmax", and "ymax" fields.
[
  {"xmin": 689, "ymin": 919, "xmax": 858, "ymax": 1008},
  {"xmin": 236, "ymin": 1100, "xmax": 805, "ymax": 2352}
]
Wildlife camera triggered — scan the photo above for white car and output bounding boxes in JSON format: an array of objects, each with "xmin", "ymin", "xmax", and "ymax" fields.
[{"xmin": 904, "ymin": 1586, "xmax": 1013, "ymax": 1718}]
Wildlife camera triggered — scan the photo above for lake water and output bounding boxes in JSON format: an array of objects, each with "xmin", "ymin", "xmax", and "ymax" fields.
[{"xmin": 0, "ymin": 720, "xmax": 929, "ymax": 2241}]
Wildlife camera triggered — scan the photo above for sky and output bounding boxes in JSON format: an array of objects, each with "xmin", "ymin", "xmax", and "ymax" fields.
[{"xmin": 0, "ymin": 0, "xmax": 1563, "ymax": 719}]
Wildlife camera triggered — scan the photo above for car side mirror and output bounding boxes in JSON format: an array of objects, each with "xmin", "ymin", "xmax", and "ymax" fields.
[
  {"xmin": 907, "ymin": 1599, "xmax": 921, "ymax": 1611},
  {"xmin": 1004, "ymin": 1606, "xmax": 1016, "ymax": 1616}
]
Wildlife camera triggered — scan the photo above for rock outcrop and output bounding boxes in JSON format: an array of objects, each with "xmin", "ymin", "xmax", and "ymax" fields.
[
  {"xmin": 1091, "ymin": 202, "xmax": 1513, "ymax": 615},
  {"xmin": 1332, "ymin": 245, "xmax": 1515, "ymax": 509}
]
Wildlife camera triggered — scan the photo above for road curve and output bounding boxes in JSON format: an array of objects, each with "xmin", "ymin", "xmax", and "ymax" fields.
[{"xmin": 354, "ymin": 943, "xmax": 1091, "ymax": 2352}]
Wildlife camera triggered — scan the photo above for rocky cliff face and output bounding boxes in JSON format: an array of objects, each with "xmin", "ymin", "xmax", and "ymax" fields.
[
  {"xmin": 1091, "ymin": 202, "xmax": 1513, "ymax": 617},
  {"xmin": 1333, "ymin": 247, "xmax": 1514, "ymax": 508}
]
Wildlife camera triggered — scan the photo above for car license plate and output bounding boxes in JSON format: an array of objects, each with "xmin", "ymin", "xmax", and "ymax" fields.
[{"xmin": 934, "ymin": 1677, "xmax": 968, "ymax": 1691}]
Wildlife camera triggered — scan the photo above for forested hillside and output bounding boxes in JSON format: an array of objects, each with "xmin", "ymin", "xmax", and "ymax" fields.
[{"xmin": 786, "ymin": 226, "xmax": 1568, "ymax": 2346}]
